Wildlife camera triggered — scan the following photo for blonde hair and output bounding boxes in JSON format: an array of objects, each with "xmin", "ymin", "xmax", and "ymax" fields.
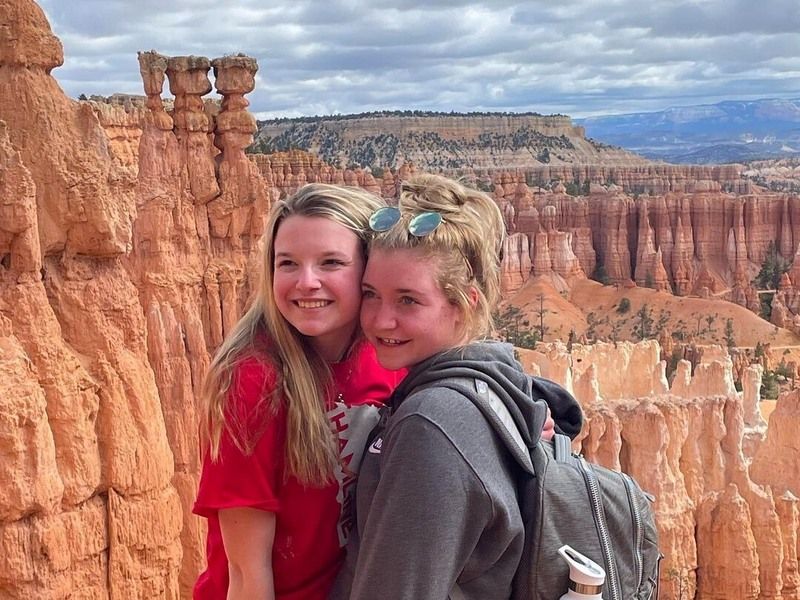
[
  {"xmin": 370, "ymin": 173, "xmax": 506, "ymax": 341},
  {"xmin": 200, "ymin": 183, "xmax": 386, "ymax": 485}
]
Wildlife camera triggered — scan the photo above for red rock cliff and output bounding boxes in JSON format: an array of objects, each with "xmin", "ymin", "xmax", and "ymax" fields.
[
  {"xmin": 249, "ymin": 157, "xmax": 800, "ymax": 312},
  {"xmin": 0, "ymin": 1, "xmax": 269, "ymax": 596},
  {"xmin": 522, "ymin": 341, "xmax": 800, "ymax": 600}
]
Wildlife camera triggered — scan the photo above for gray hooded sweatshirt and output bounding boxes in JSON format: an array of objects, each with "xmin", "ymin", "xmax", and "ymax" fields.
[{"xmin": 331, "ymin": 341, "xmax": 583, "ymax": 600}]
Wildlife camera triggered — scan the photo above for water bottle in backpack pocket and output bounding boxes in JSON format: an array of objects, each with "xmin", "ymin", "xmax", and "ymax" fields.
[{"xmin": 558, "ymin": 545, "xmax": 605, "ymax": 600}]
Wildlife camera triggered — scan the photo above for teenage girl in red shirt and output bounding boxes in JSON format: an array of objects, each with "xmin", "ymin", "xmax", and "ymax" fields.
[{"xmin": 193, "ymin": 184, "xmax": 404, "ymax": 600}]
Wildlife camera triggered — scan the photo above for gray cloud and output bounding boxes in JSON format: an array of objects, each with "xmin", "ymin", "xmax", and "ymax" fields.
[
  {"xmin": 605, "ymin": 0, "xmax": 800, "ymax": 37},
  {"xmin": 36, "ymin": 0, "xmax": 800, "ymax": 118}
]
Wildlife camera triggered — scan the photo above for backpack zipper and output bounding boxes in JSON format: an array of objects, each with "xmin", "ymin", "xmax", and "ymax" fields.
[
  {"xmin": 579, "ymin": 457, "xmax": 621, "ymax": 600},
  {"xmin": 622, "ymin": 473, "xmax": 644, "ymax": 592}
]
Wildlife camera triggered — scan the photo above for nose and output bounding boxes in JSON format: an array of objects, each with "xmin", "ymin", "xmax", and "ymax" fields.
[
  {"xmin": 296, "ymin": 266, "xmax": 321, "ymax": 291},
  {"xmin": 365, "ymin": 300, "xmax": 396, "ymax": 331}
]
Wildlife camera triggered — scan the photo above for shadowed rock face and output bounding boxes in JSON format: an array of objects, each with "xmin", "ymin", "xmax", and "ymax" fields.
[{"xmin": 1, "ymin": 2, "xmax": 799, "ymax": 599}]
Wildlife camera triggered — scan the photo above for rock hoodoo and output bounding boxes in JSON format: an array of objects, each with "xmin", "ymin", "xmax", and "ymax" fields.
[
  {"xmin": 520, "ymin": 341, "xmax": 800, "ymax": 600},
  {"xmin": 247, "ymin": 156, "xmax": 800, "ymax": 323},
  {"xmin": 0, "ymin": 2, "xmax": 270, "ymax": 595}
]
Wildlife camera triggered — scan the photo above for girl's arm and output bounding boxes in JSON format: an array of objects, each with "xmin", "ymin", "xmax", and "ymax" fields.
[{"xmin": 220, "ymin": 507, "xmax": 277, "ymax": 600}]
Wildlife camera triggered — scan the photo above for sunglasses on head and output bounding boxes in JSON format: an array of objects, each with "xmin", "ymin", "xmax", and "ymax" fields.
[{"xmin": 368, "ymin": 206, "xmax": 444, "ymax": 237}]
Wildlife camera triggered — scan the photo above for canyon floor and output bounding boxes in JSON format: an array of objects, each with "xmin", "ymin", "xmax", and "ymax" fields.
[{"xmin": 509, "ymin": 276, "xmax": 800, "ymax": 349}]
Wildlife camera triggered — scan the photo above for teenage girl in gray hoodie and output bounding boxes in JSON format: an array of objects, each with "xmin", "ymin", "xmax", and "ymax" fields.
[{"xmin": 332, "ymin": 174, "xmax": 583, "ymax": 600}]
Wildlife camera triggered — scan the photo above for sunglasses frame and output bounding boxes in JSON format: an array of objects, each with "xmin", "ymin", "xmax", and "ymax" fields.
[{"xmin": 369, "ymin": 206, "xmax": 444, "ymax": 237}]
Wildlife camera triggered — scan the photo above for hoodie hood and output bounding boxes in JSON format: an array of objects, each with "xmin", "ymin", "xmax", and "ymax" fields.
[{"xmin": 391, "ymin": 341, "xmax": 583, "ymax": 474}]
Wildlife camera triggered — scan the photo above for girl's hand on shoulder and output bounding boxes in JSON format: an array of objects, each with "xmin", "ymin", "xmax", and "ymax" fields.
[{"xmin": 541, "ymin": 407, "xmax": 555, "ymax": 442}]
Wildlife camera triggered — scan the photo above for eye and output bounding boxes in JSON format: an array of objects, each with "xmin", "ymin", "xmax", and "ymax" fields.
[
  {"xmin": 276, "ymin": 259, "xmax": 296, "ymax": 269},
  {"xmin": 399, "ymin": 295, "xmax": 418, "ymax": 306},
  {"xmin": 322, "ymin": 258, "xmax": 346, "ymax": 267},
  {"xmin": 362, "ymin": 289, "xmax": 376, "ymax": 299}
]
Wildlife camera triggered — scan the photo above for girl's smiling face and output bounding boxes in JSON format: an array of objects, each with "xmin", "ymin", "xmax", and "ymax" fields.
[
  {"xmin": 272, "ymin": 215, "xmax": 364, "ymax": 361},
  {"xmin": 360, "ymin": 247, "xmax": 467, "ymax": 370}
]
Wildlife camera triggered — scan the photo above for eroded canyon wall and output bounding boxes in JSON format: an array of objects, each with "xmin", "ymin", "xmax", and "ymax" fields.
[
  {"xmin": 0, "ymin": 1, "xmax": 269, "ymax": 596},
  {"xmin": 482, "ymin": 171, "xmax": 796, "ymax": 306},
  {"xmin": 521, "ymin": 341, "xmax": 800, "ymax": 600},
  {"xmin": 263, "ymin": 159, "xmax": 800, "ymax": 334},
  {"xmin": 246, "ymin": 154, "xmax": 800, "ymax": 323},
  {"xmin": 95, "ymin": 106, "xmax": 800, "ymax": 325},
  {"xmin": 0, "ymin": 2, "xmax": 179, "ymax": 596}
]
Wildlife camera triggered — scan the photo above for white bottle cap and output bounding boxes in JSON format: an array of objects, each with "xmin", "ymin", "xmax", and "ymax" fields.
[{"xmin": 558, "ymin": 545, "xmax": 606, "ymax": 588}]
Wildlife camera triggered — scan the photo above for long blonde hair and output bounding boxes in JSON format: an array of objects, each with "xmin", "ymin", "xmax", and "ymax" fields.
[
  {"xmin": 370, "ymin": 173, "xmax": 506, "ymax": 341},
  {"xmin": 200, "ymin": 183, "xmax": 386, "ymax": 485}
]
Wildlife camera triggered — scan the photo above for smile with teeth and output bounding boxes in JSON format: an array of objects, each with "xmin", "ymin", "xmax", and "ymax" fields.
[
  {"xmin": 295, "ymin": 299, "xmax": 331, "ymax": 308},
  {"xmin": 377, "ymin": 337, "xmax": 407, "ymax": 345}
]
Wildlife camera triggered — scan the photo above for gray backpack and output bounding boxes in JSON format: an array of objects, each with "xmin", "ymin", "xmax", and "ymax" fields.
[
  {"xmin": 512, "ymin": 433, "xmax": 662, "ymax": 600},
  {"xmin": 444, "ymin": 377, "xmax": 662, "ymax": 600}
]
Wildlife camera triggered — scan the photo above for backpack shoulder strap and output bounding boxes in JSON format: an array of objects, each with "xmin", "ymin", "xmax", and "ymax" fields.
[
  {"xmin": 474, "ymin": 378, "xmax": 531, "ymax": 468},
  {"xmin": 435, "ymin": 376, "xmax": 534, "ymax": 474},
  {"xmin": 443, "ymin": 377, "xmax": 532, "ymax": 600}
]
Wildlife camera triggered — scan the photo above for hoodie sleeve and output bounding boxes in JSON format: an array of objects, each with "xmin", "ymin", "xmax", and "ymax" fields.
[
  {"xmin": 348, "ymin": 413, "xmax": 493, "ymax": 600},
  {"xmin": 529, "ymin": 376, "xmax": 583, "ymax": 439}
]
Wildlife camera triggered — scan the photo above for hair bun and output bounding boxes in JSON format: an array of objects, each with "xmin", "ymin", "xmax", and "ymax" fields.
[{"xmin": 399, "ymin": 174, "xmax": 472, "ymax": 213}]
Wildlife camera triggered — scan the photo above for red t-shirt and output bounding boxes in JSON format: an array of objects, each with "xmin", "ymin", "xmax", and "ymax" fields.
[{"xmin": 193, "ymin": 342, "xmax": 404, "ymax": 600}]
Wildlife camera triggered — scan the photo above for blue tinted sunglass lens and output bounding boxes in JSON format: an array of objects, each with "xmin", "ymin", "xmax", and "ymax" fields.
[
  {"xmin": 408, "ymin": 212, "xmax": 443, "ymax": 236},
  {"xmin": 369, "ymin": 207, "xmax": 401, "ymax": 232}
]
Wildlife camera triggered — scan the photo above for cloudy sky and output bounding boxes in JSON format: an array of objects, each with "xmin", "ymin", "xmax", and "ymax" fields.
[{"xmin": 37, "ymin": 0, "xmax": 800, "ymax": 119}]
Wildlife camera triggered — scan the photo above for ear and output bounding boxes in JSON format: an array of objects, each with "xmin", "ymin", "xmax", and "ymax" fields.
[{"xmin": 467, "ymin": 285, "xmax": 480, "ymax": 308}]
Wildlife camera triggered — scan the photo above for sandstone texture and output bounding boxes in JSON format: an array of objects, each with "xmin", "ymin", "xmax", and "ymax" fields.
[
  {"xmin": 248, "ymin": 154, "xmax": 800, "ymax": 330},
  {"xmin": 492, "ymin": 175, "xmax": 798, "ymax": 301},
  {"xmin": 85, "ymin": 107, "xmax": 800, "ymax": 328},
  {"xmin": 520, "ymin": 341, "xmax": 800, "ymax": 600},
  {"xmin": 0, "ymin": 3, "xmax": 268, "ymax": 597}
]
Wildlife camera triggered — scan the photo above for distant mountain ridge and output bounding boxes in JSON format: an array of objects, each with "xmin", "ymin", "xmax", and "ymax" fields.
[
  {"xmin": 262, "ymin": 109, "xmax": 566, "ymax": 123},
  {"xmin": 577, "ymin": 97, "xmax": 800, "ymax": 164},
  {"xmin": 252, "ymin": 111, "xmax": 646, "ymax": 172}
]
